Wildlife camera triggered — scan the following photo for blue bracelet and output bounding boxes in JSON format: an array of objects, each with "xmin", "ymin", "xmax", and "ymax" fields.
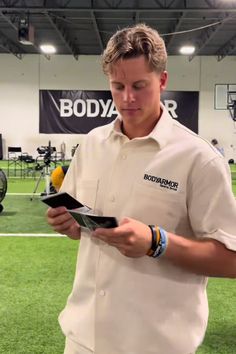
[{"xmin": 159, "ymin": 227, "xmax": 168, "ymax": 257}]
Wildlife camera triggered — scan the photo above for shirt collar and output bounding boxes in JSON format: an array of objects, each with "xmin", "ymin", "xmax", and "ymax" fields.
[
  {"xmin": 104, "ymin": 102, "xmax": 174, "ymax": 149},
  {"xmin": 148, "ymin": 102, "xmax": 174, "ymax": 149}
]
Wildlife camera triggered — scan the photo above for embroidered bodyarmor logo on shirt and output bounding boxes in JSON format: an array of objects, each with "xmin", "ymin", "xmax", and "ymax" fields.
[{"xmin": 143, "ymin": 174, "xmax": 179, "ymax": 191}]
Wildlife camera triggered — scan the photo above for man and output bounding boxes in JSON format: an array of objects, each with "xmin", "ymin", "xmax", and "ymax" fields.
[
  {"xmin": 211, "ymin": 138, "xmax": 225, "ymax": 156},
  {"xmin": 47, "ymin": 24, "xmax": 236, "ymax": 354}
]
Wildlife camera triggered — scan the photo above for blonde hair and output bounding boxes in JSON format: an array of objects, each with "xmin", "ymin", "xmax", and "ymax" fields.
[{"xmin": 102, "ymin": 23, "xmax": 167, "ymax": 75}]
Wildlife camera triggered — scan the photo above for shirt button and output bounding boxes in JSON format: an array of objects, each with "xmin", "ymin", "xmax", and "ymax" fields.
[
  {"xmin": 121, "ymin": 154, "xmax": 127, "ymax": 160},
  {"xmin": 110, "ymin": 195, "xmax": 115, "ymax": 202},
  {"xmin": 99, "ymin": 290, "xmax": 106, "ymax": 296}
]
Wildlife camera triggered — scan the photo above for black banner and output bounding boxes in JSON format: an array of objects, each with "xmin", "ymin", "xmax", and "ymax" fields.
[{"xmin": 39, "ymin": 90, "xmax": 198, "ymax": 134}]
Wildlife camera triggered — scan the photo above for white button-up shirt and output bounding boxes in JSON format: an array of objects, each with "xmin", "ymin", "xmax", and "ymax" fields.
[{"xmin": 59, "ymin": 104, "xmax": 236, "ymax": 354}]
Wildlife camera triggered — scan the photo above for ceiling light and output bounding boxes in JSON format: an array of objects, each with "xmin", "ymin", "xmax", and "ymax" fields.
[
  {"xmin": 179, "ymin": 45, "xmax": 195, "ymax": 55},
  {"xmin": 40, "ymin": 44, "xmax": 56, "ymax": 54}
]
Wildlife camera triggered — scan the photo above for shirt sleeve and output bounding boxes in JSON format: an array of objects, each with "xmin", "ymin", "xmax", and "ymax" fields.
[{"xmin": 188, "ymin": 157, "xmax": 236, "ymax": 251}]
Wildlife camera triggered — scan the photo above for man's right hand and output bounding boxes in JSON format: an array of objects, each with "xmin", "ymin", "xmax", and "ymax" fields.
[{"xmin": 46, "ymin": 206, "xmax": 81, "ymax": 240}]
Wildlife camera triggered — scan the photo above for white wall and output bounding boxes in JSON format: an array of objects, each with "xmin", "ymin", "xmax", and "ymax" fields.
[{"xmin": 0, "ymin": 54, "xmax": 236, "ymax": 160}]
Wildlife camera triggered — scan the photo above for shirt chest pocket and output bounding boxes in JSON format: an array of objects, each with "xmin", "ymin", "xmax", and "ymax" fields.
[
  {"xmin": 76, "ymin": 179, "xmax": 99, "ymax": 210},
  {"xmin": 124, "ymin": 181, "xmax": 187, "ymax": 230}
]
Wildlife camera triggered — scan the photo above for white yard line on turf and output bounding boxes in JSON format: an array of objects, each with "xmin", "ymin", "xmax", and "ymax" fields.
[
  {"xmin": 6, "ymin": 193, "xmax": 40, "ymax": 195},
  {"xmin": 0, "ymin": 233, "xmax": 65, "ymax": 237}
]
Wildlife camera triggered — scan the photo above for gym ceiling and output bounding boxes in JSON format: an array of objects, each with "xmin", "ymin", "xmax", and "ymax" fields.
[{"xmin": 0, "ymin": 0, "xmax": 236, "ymax": 61}]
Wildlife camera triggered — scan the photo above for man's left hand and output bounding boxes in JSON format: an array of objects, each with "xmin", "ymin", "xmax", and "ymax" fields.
[{"xmin": 92, "ymin": 217, "xmax": 152, "ymax": 258}]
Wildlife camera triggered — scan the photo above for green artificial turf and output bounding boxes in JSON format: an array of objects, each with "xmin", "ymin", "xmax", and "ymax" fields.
[
  {"xmin": 0, "ymin": 160, "xmax": 70, "ymax": 180},
  {"xmin": 7, "ymin": 178, "xmax": 45, "ymax": 194},
  {"xmin": 0, "ymin": 195, "xmax": 53, "ymax": 234},
  {"xmin": 0, "ymin": 160, "xmax": 38, "ymax": 179},
  {"xmin": 0, "ymin": 237, "xmax": 78, "ymax": 354},
  {"xmin": 0, "ymin": 162, "xmax": 236, "ymax": 354},
  {"xmin": 0, "ymin": 236, "xmax": 235, "ymax": 354},
  {"xmin": 197, "ymin": 279, "xmax": 236, "ymax": 354},
  {"xmin": 232, "ymin": 183, "xmax": 236, "ymax": 195}
]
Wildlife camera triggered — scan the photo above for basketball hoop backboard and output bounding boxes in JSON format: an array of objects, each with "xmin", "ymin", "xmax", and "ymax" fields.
[{"xmin": 215, "ymin": 84, "xmax": 236, "ymax": 110}]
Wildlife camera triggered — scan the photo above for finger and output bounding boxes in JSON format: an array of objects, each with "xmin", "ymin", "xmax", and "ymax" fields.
[
  {"xmin": 119, "ymin": 217, "xmax": 132, "ymax": 226},
  {"xmin": 46, "ymin": 206, "xmax": 67, "ymax": 218},
  {"xmin": 93, "ymin": 226, "xmax": 121, "ymax": 238},
  {"xmin": 47, "ymin": 210, "xmax": 74, "ymax": 227},
  {"xmin": 53, "ymin": 218, "xmax": 76, "ymax": 233},
  {"xmin": 93, "ymin": 227, "xmax": 129, "ymax": 245}
]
